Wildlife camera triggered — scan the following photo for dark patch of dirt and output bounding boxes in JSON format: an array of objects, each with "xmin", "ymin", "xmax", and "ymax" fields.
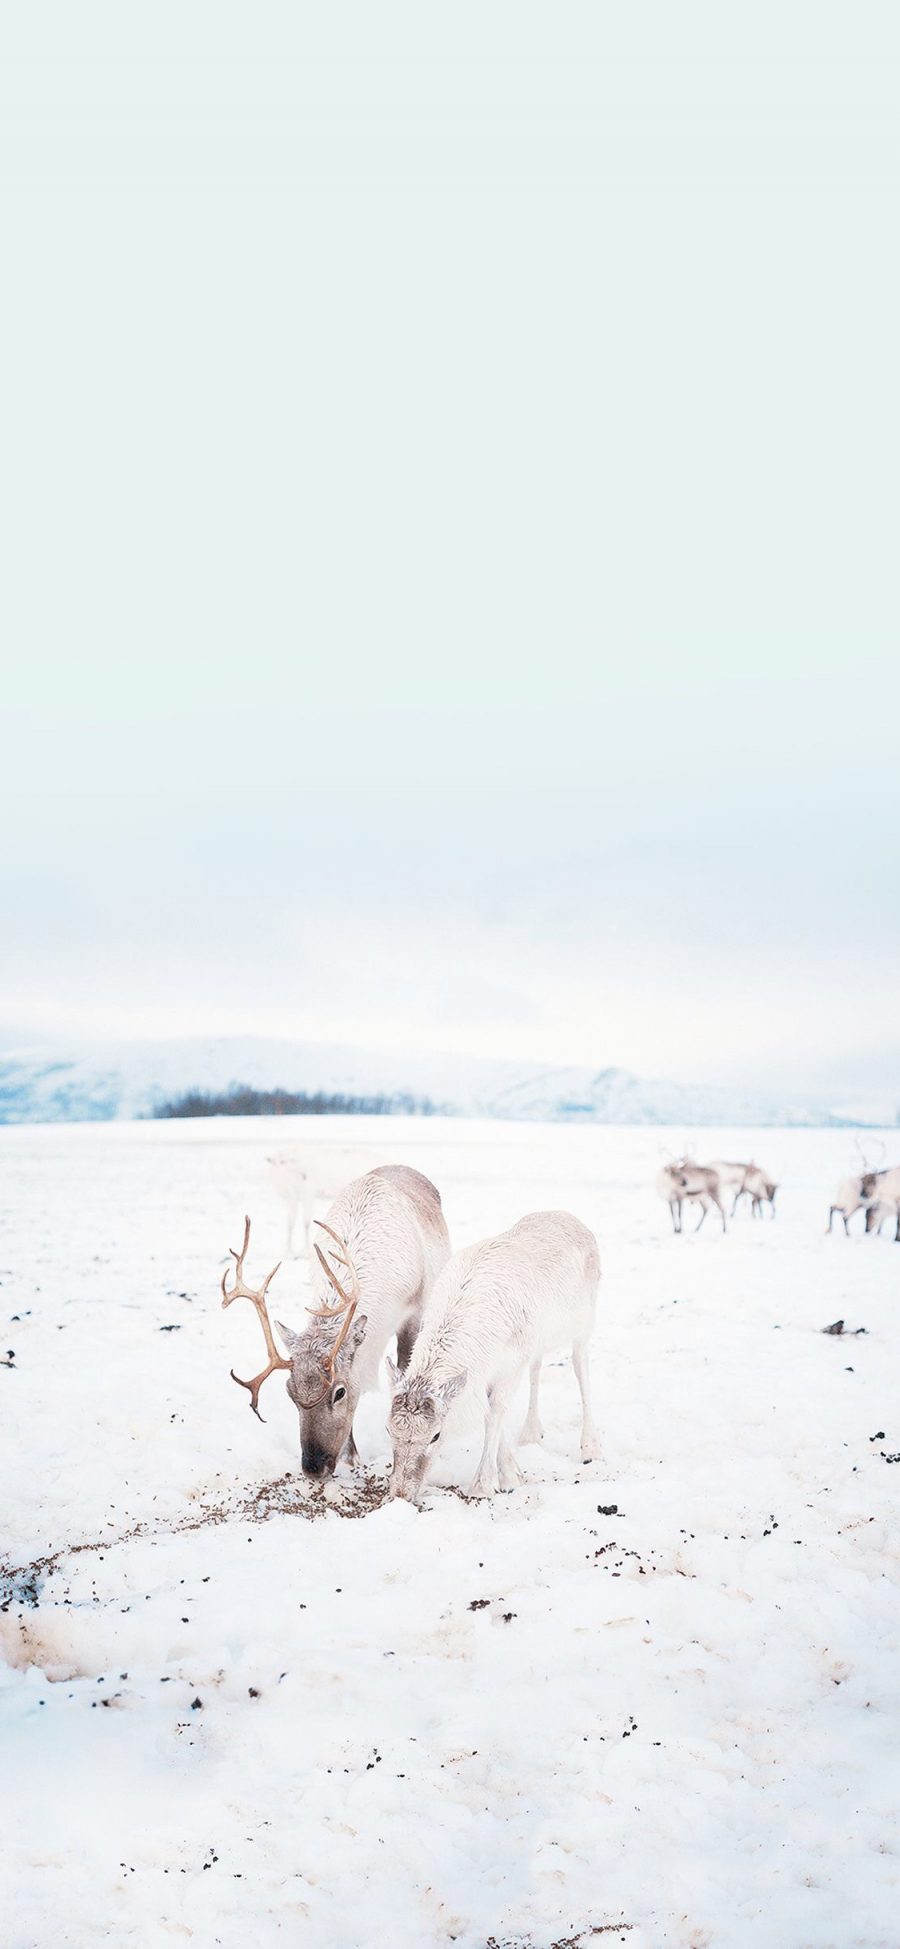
[
  {"xmin": 0, "ymin": 1566, "xmax": 44, "ymax": 1611},
  {"xmin": 591, "ymin": 1542, "xmax": 657, "ymax": 1578},
  {"xmin": 483, "ymin": 1928, "xmax": 633, "ymax": 1948},
  {"xmin": 0, "ymin": 1471, "xmax": 392, "ymax": 1596},
  {"xmin": 236, "ymin": 1472, "xmax": 389, "ymax": 1523}
]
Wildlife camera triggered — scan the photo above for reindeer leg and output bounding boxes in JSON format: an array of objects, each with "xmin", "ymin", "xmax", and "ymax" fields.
[
  {"xmin": 716, "ymin": 1194, "xmax": 727, "ymax": 1234},
  {"xmin": 572, "ymin": 1341, "xmax": 598, "ymax": 1463},
  {"xmin": 497, "ymin": 1432, "xmax": 525, "ymax": 1491},
  {"xmin": 470, "ymin": 1384, "xmax": 511, "ymax": 1497},
  {"xmin": 299, "ymin": 1183, "xmax": 317, "ymax": 1261},
  {"xmin": 694, "ymin": 1197, "xmax": 708, "ymax": 1233},
  {"xmin": 519, "ymin": 1358, "xmax": 544, "ymax": 1444},
  {"xmin": 284, "ymin": 1193, "xmax": 299, "ymax": 1261}
]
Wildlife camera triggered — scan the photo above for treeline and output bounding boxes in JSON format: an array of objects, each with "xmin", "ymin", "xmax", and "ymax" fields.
[{"xmin": 155, "ymin": 1084, "xmax": 443, "ymax": 1119}]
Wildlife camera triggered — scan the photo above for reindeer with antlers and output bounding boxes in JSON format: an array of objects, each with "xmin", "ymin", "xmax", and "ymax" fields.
[
  {"xmin": 828, "ymin": 1141, "xmax": 889, "ymax": 1235},
  {"xmin": 221, "ymin": 1165, "xmax": 451, "ymax": 1477}
]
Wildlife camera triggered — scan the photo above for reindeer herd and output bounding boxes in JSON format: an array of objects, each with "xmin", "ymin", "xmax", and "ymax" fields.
[
  {"xmin": 656, "ymin": 1157, "xmax": 777, "ymax": 1233},
  {"xmin": 219, "ymin": 1140, "xmax": 898, "ymax": 1505},
  {"xmin": 656, "ymin": 1148, "xmax": 900, "ymax": 1240}
]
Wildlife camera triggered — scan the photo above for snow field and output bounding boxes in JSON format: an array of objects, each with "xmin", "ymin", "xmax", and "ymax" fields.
[{"xmin": 1, "ymin": 1116, "xmax": 898, "ymax": 1948}]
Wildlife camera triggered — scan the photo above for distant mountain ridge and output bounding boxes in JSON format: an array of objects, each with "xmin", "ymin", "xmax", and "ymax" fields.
[{"xmin": 0, "ymin": 1035, "xmax": 886, "ymax": 1127}]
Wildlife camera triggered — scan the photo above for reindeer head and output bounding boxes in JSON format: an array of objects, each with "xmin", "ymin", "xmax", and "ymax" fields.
[
  {"xmin": 387, "ymin": 1370, "xmax": 467, "ymax": 1503},
  {"xmin": 221, "ymin": 1216, "xmax": 368, "ymax": 1478},
  {"xmin": 277, "ymin": 1312, "xmax": 369, "ymax": 1476}
]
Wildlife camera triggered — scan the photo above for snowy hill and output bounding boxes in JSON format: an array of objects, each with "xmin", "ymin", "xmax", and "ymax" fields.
[{"xmin": 0, "ymin": 1035, "xmax": 881, "ymax": 1126}]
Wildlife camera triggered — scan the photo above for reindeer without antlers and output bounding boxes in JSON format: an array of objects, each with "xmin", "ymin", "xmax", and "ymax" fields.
[
  {"xmin": 709, "ymin": 1159, "xmax": 778, "ymax": 1219},
  {"xmin": 656, "ymin": 1159, "xmax": 727, "ymax": 1234},
  {"xmin": 388, "ymin": 1210, "xmax": 601, "ymax": 1504},
  {"xmin": 266, "ymin": 1144, "xmax": 388, "ymax": 1259},
  {"xmin": 221, "ymin": 1165, "xmax": 451, "ymax": 1477}
]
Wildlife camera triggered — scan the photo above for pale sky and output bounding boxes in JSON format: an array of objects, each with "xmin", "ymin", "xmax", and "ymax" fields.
[{"xmin": 2, "ymin": 3, "xmax": 899, "ymax": 1095}]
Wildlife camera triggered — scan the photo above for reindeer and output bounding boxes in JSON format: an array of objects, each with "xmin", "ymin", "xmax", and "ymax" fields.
[
  {"xmin": 266, "ymin": 1144, "xmax": 387, "ymax": 1258},
  {"xmin": 827, "ymin": 1143, "xmax": 888, "ymax": 1235},
  {"xmin": 827, "ymin": 1173, "xmax": 871, "ymax": 1234},
  {"xmin": 387, "ymin": 1210, "xmax": 600, "ymax": 1503},
  {"xmin": 222, "ymin": 1165, "xmax": 450, "ymax": 1477},
  {"xmin": 709, "ymin": 1160, "xmax": 778, "ymax": 1218},
  {"xmin": 656, "ymin": 1161, "xmax": 727, "ymax": 1234},
  {"xmin": 863, "ymin": 1164, "xmax": 900, "ymax": 1241}
]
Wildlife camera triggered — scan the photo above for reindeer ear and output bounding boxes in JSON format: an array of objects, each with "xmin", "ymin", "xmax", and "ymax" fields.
[
  {"xmin": 439, "ymin": 1370, "xmax": 467, "ymax": 1409},
  {"xmin": 384, "ymin": 1352, "xmax": 401, "ymax": 1394},
  {"xmin": 347, "ymin": 1313, "xmax": 368, "ymax": 1355},
  {"xmin": 276, "ymin": 1320, "xmax": 302, "ymax": 1355}
]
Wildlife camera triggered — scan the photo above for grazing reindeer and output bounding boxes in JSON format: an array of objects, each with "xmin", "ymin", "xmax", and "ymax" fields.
[
  {"xmin": 829, "ymin": 1141, "xmax": 889, "ymax": 1235},
  {"xmin": 863, "ymin": 1164, "xmax": 900, "ymax": 1241},
  {"xmin": 387, "ymin": 1210, "xmax": 600, "ymax": 1503},
  {"xmin": 222, "ymin": 1165, "xmax": 450, "ymax": 1477},
  {"xmin": 741, "ymin": 1162, "xmax": 778, "ymax": 1218},
  {"xmin": 266, "ymin": 1144, "xmax": 387, "ymax": 1258},
  {"xmin": 827, "ymin": 1173, "xmax": 869, "ymax": 1234},
  {"xmin": 710, "ymin": 1160, "xmax": 778, "ymax": 1218},
  {"xmin": 827, "ymin": 1150, "xmax": 890, "ymax": 1235},
  {"xmin": 656, "ymin": 1161, "xmax": 727, "ymax": 1234}
]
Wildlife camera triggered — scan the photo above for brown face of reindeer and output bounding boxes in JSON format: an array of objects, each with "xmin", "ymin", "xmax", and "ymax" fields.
[
  {"xmin": 221, "ymin": 1215, "xmax": 367, "ymax": 1474},
  {"xmin": 279, "ymin": 1316, "xmax": 369, "ymax": 1475}
]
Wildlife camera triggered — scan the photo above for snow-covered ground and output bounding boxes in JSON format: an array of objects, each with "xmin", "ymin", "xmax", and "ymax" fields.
[{"xmin": 2, "ymin": 1116, "xmax": 898, "ymax": 1949}]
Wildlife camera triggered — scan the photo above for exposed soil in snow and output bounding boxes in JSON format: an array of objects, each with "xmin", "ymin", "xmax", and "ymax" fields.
[{"xmin": 1, "ymin": 1116, "xmax": 898, "ymax": 1947}]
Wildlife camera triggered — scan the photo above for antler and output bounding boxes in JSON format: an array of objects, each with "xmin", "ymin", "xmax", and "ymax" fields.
[
  {"xmin": 310, "ymin": 1219, "xmax": 360, "ymax": 1369},
  {"xmin": 220, "ymin": 1215, "xmax": 290, "ymax": 1420}
]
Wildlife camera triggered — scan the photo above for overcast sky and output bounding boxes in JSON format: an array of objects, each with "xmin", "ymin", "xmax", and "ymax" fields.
[{"xmin": 2, "ymin": 3, "xmax": 899, "ymax": 1094}]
